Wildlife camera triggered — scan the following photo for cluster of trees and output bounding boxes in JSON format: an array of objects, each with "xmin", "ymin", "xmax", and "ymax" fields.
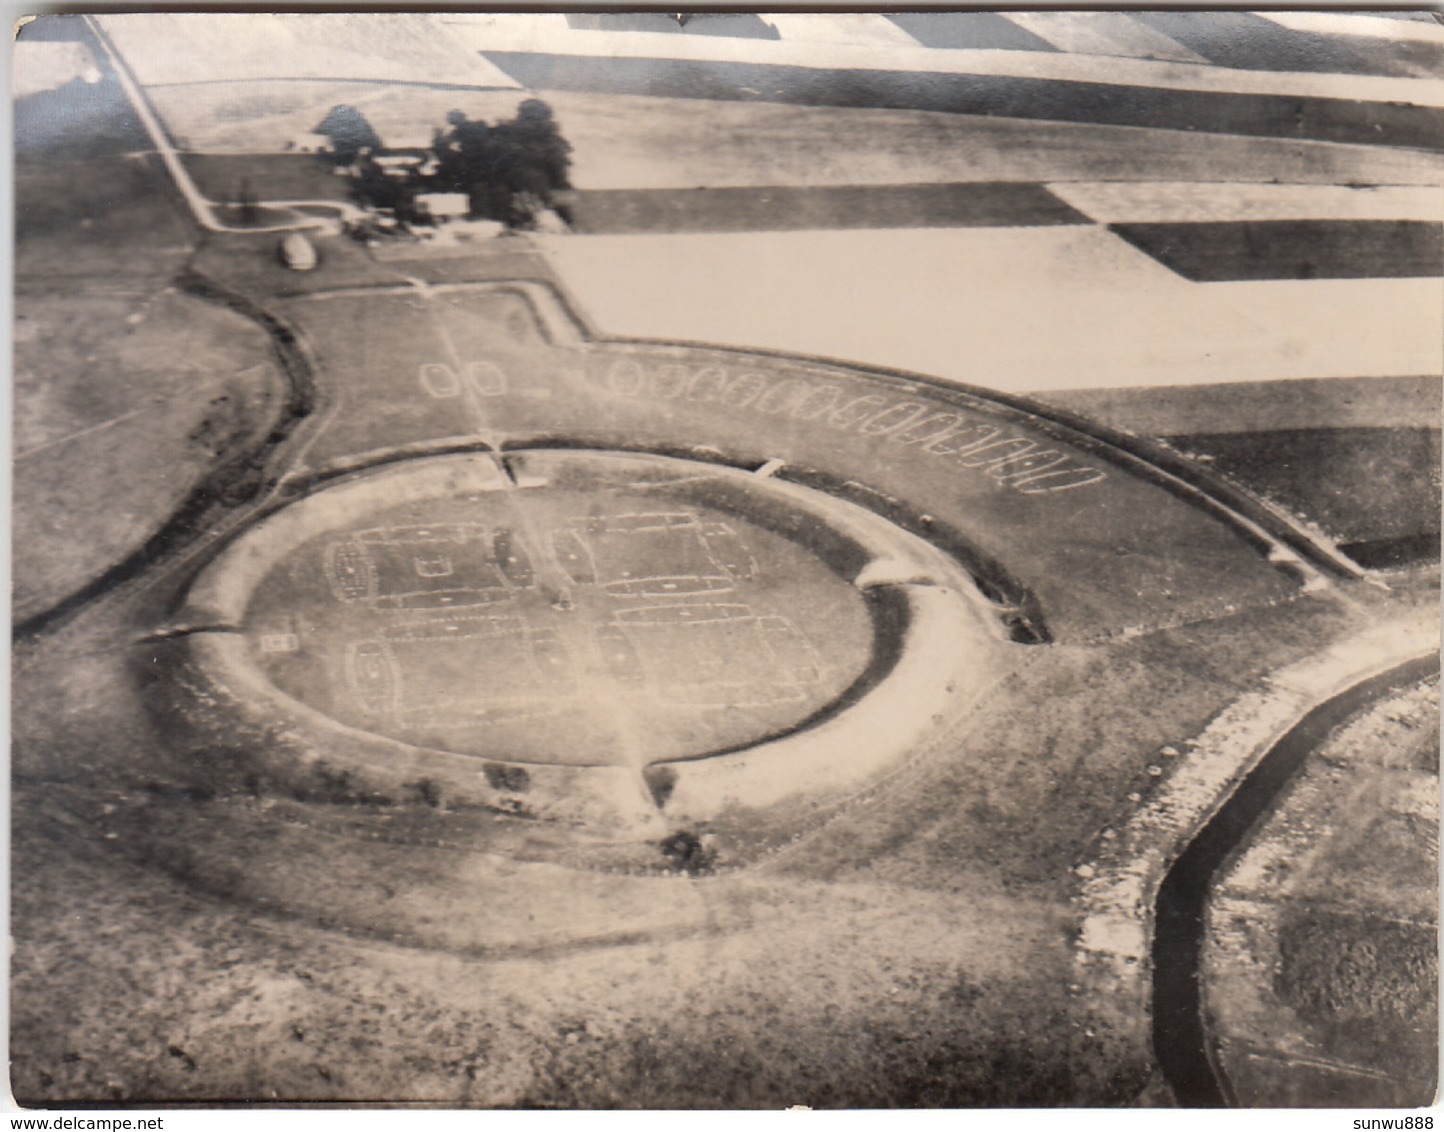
[
  {"xmin": 433, "ymin": 100, "xmax": 573, "ymax": 226},
  {"xmin": 315, "ymin": 100, "xmax": 574, "ymax": 230}
]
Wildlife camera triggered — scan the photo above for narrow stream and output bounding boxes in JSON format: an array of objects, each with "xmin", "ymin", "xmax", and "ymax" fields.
[{"xmin": 1151, "ymin": 651, "xmax": 1440, "ymax": 1107}]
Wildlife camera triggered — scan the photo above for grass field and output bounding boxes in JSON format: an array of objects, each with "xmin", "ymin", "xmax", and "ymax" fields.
[
  {"xmin": 14, "ymin": 146, "xmax": 289, "ymax": 625},
  {"xmin": 13, "ymin": 290, "xmax": 287, "ymax": 623}
]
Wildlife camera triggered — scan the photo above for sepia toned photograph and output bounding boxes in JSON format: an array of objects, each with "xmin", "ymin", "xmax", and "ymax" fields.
[{"xmin": 9, "ymin": 8, "xmax": 1442, "ymax": 1109}]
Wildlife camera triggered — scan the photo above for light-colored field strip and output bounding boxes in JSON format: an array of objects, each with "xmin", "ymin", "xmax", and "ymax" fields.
[
  {"xmin": 439, "ymin": 15, "xmax": 1444, "ymax": 109},
  {"xmin": 1049, "ymin": 181, "xmax": 1444, "ymax": 224},
  {"xmin": 1002, "ymin": 12, "xmax": 1209, "ymax": 65},
  {"xmin": 95, "ymin": 12, "xmax": 519, "ymax": 90},
  {"xmin": 1256, "ymin": 10, "xmax": 1444, "ymax": 47},
  {"xmin": 538, "ymin": 227, "xmax": 1443, "ymax": 395}
]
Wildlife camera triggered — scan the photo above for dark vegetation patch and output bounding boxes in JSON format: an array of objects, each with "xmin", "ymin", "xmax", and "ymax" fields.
[
  {"xmin": 657, "ymin": 830, "xmax": 717, "ymax": 876},
  {"xmin": 483, "ymin": 763, "xmax": 531, "ymax": 794},
  {"xmin": 1277, "ymin": 914, "xmax": 1436, "ymax": 1023},
  {"xmin": 521, "ymin": 1000, "xmax": 1145, "ymax": 1108},
  {"xmin": 290, "ymin": 763, "xmax": 397, "ymax": 808},
  {"xmin": 566, "ymin": 182, "xmax": 1086, "ymax": 235},
  {"xmin": 1341, "ymin": 532, "xmax": 1441, "ymax": 570},
  {"xmin": 483, "ymin": 51, "xmax": 1444, "ymax": 150},
  {"xmin": 1275, "ymin": 911, "xmax": 1437, "ymax": 1075},
  {"xmin": 1168, "ymin": 428, "xmax": 1441, "ymax": 567},
  {"xmin": 1037, "ymin": 375, "xmax": 1440, "ymax": 441},
  {"xmin": 643, "ymin": 765, "xmax": 677, "ymax": 807},
  {"xmin": 1113, "ymin": 220, "xmax": 1444, "ymax": 282}
]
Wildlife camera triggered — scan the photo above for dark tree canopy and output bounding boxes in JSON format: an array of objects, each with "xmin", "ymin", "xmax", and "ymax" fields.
[{"xmin": 315, "ymin": 104, "xmax": 382, "ymax": 164}]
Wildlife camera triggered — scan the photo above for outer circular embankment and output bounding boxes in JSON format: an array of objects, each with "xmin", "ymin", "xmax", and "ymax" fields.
[
  {"xmin": 178, "ymin": 448, "xmax": 1004, "ymax": 829},
  {"xmin": 256, "ymin": 271, "xmax": 1319, "ymax": 646}
]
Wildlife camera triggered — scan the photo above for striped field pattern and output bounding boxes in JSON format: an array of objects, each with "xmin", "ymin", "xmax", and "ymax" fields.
[{"xmin": 85, "ymin": 10, "xmax": 1444, "ymax": 395}]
